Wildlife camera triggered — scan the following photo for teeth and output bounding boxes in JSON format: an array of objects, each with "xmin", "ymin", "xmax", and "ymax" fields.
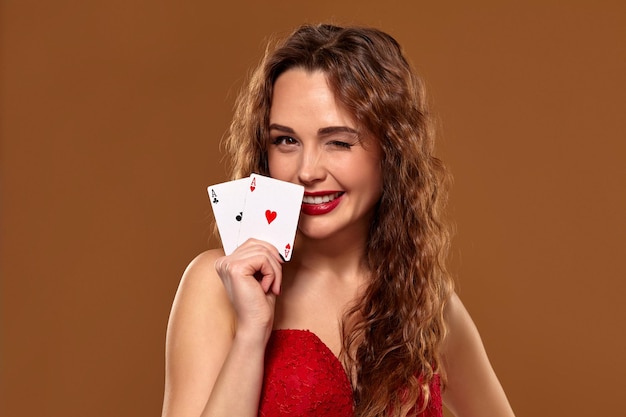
[{"xmin": 302, "ymin": 192, "xmax": 341, "ymax": 204}]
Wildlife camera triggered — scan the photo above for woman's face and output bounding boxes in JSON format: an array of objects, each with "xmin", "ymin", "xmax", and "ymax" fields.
[{"xmin": 267, "ymin": 68, "xmax": 383, "ymax": 242}]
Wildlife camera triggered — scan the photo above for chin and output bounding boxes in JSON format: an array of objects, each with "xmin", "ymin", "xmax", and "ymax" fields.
[{"xmin": 297, "ymin": 220, "xmax": 338, "ymax": 241}]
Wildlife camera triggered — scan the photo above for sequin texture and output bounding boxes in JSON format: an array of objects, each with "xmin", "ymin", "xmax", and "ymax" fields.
[{"xmin": 258, "ymin": 329, "xmax": 442, "ymax": 417}]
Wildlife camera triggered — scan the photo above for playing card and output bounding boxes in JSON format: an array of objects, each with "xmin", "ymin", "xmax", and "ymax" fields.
[
  {"xmin": 237, "ymin": 173, "xmax": 304, "ymax": 261},
  {"xmin": 207, "ymin": 178, "xmax": 249, "ymax": 255}
]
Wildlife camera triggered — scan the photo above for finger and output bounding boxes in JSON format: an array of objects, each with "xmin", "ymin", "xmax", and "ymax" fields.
[
  {"xmin": 215, "ymin": 239, "xmax": 284, "ymax": 300},
  {"xmin": 254, "ymin": 253, "xmax": 282, "ymax": 295},
  {"xmin": 239, "ymin": 238, "xmax": 284, "ymax": 264},
  {"xmin": 236, "ymin": 239, "xmax": 283, "ymax": 294},
  {"xmin": 216, "ymin": 246, "xmax": 282, "ymax": 295}
]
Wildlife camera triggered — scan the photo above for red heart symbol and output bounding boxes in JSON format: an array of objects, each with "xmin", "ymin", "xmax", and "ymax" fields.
[
  {"xmin": 250, "ymin": 178, "xmax": 256, "ymax": 192},
  {"xmin": 250, "ymin": 185, "xmax": 255, "ymax": 191},
  {"xmin": 265, "ymin": 210, "xmax": 277, "ymax": 224}
]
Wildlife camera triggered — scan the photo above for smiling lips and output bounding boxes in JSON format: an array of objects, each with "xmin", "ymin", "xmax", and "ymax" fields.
[{"xmin": 301, "ymin": 191, "xmax": 344, "ymax": 215}]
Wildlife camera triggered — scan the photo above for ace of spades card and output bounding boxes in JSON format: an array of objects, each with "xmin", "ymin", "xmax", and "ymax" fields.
[
  {"xmin": 237, "ymin": 173, "xmax": 304, "ymax": 261},
  {"xmin": 207, "ymin": 178, "xmax": 249, "ymax": 255}
]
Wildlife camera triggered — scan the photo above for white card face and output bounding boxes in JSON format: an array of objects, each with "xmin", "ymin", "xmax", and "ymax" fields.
[
  {"xmin": 207, "ymin": 178, "xmax": 249, "ymax": 255},
  {"xmin": 237, "ymin": 173, "xmax": 304, "ymax": 261}
]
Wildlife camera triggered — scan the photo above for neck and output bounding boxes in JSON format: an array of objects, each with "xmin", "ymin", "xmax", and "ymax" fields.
[{"xmin": 289, "ymin": 230, "xmax": 369, "ymax": 283}]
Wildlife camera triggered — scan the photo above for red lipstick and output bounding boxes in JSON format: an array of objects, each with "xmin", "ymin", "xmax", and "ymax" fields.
[{"xmin": 301, "ymin": 191, "xmax": 344, "ymax": 215}]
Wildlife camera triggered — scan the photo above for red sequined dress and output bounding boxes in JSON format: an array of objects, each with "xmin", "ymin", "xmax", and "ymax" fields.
[{"xmin": 258, "ymin": 329, "xmax": 442, "ymax": 417}]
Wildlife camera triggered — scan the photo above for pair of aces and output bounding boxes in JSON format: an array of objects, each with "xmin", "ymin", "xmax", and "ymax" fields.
[{"xmin": 208, "ymin": 173, "xmax": 305, "ymax": 261}]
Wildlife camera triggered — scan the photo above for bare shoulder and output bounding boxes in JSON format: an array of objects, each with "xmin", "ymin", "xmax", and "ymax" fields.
[
  {"xmin": 162, "ymin": 249, "xmax": 235, "ymax": 417},
  {"xmin": 171, "ymin": 249, "xmax": 234, "ymax": 323},
  {"xmin": 176, "ymin": 249, "xmax": 228, "ymax": 295},
  {"xmin": 441, "ymin": 292, "xmax": 515, "ymax": 417},
  {"xmin": 183, "ymin": 249, "xmax": 224, "ymax": 281},
  {"xmin": 442, "ymin": 292, "xmax": 475, "ymax": 340}
]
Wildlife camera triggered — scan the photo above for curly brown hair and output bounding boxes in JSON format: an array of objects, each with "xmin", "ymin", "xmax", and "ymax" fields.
[{"xmin": 223, "ymin": 23, "xmax": 454, "ymax": 417}]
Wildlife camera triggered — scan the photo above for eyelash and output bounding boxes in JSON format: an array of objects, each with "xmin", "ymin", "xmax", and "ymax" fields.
[
  {"xmin": 271, "ymin": 136, "xmax": 297, "ymax": 145},
  {"xmin": 270, "ymin": 136, "xmax": 354, "ymax": 149},
  {"xmin": 329, "ymin": 140, "xmax": 353, "ymax": 149}
]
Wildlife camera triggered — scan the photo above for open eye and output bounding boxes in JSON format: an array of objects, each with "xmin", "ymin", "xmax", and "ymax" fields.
[{"xmin": 271, "ymin": 136, "xmax": 298, "ymax": 146}]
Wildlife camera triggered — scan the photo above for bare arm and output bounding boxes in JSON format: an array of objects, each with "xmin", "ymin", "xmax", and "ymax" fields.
[
  {"xmin": 162, "ymin": 241, "xmax": 283, "ymax": 417},
  {"xmin": 442, "ymin": 293, "xmax": 515, "ymax": 417}
]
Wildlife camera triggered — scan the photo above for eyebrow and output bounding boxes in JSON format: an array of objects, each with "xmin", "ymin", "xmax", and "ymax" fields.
[
  {"xmin": 269, "ymin": 123, "xmax": 358, "ymax": 137},
  {"xmin": 268, "ymin": 124, "xmax": 295, "ymax": 134},
  {"xmin": 318, "ymin": 126, "xmax": 359, "ymax": 136}
]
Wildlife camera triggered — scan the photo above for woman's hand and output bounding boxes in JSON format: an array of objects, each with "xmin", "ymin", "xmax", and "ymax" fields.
[{"xmin": 214, "ymin": 239, "xmax": 284, "ymax": 345}]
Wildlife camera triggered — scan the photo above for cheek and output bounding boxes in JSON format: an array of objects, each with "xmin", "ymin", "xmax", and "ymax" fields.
[
  {"xmin": 267, "ymin": 149, "xmax": 277, "ymax": 172},
  {"xmin": 267, "ymin": 152, "xmax": 290, "ymax": 180},
  {"xmin": 363, "ymin": 157, "xmax": 383, "ymax": 192},
  {"xmin": 369, "ymin": 176, "xmax": 384, "ymax": 204}
]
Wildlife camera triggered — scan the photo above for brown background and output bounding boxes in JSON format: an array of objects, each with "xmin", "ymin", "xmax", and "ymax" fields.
[{"xmin": 1, "ymin": 1, "xmax": 625, "ymax": 416}]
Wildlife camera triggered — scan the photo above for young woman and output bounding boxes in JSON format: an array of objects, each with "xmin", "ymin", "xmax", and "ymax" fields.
[{"xmin": 161, "ymin": 24, "xmax": 515, "ymax": 417}]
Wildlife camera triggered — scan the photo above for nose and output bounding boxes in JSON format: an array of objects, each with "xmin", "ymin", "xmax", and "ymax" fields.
[{"xmin": 297, "ymin": 146, "xmax": 326, "ymax": 185}]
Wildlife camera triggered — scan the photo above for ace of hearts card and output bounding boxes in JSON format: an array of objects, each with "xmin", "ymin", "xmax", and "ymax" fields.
[{"xmin": 237, "ymin": 173, "xmax": 304, "ymax": 261}]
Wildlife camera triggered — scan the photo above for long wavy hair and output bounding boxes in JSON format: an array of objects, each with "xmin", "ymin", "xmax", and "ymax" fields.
[{"xmin": 223, "ymin": 23, "xmax": 454, "ymax": 417}]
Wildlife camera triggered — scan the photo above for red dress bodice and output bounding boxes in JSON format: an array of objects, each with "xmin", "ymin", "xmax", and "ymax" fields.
[{"xmin": 259, "ymin": 329, "xmax": 442, "ymax": 417}]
